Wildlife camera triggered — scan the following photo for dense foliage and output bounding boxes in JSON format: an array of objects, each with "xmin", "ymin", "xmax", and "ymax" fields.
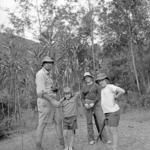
[{"xmin": 1, "ymin": 0, "xmax": 150, "ymax": 126}]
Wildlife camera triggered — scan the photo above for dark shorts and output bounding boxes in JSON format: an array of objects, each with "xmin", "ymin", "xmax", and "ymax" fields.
[
  {"xmin": 63, "ymin": 116, "xmax": 77, "ymax": 130},
  {"xmin": 105, "ymin": 110, "xmax": 120, "ymax": 127}
]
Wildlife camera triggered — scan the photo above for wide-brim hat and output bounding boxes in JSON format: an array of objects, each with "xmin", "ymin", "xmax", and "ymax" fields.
[
  {"xmin": 42, "ymin": 56, "xmax": 54, "ymax": 65},
  {"xmin": 95, "ymin": 73, "xmax": 109, "ymax": 82},
  {"xmin": 63, "ymin": 87, "xmax": 72, "ymax": 94},
  {"xmin": 83, "ymin": 72, "xmax": 93, "ymax": 79}
]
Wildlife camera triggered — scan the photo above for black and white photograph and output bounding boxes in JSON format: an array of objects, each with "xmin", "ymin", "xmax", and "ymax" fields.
[{"xmin": 0, "ymin": 0, "xmax": 150, "ymax": 150}]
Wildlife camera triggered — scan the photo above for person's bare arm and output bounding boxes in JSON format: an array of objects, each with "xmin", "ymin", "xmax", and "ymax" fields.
[
  {"xmin": 115, "ymin": 87, "xmax": 125, "ymax": 99},
  {"xmin": 36, "ymin": 72, "xmax": 64, "ymax": 107},
  {"xmin": 41, "ymin": 92, "xmax": 62, "ymax": 107}
]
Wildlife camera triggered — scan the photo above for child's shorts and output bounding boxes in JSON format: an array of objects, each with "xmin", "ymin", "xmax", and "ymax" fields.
[
  {"xmin": 104, "ymin": 110, "xmax": 120, "ymax": 127},
  {"xmin": 63, "ymin": 116, "xmax": 77, "ymax": 130}
]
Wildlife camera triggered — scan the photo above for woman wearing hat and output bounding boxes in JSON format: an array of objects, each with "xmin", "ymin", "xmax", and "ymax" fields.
[{"xmin": 81, "ymin": 72, "xmax": 107, "ymax": 145}]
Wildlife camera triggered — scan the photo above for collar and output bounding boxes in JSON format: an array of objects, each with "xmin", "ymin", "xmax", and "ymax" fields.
[
  {"xmin": 87, "ymin": 81, "xmax": 93, "ymax": 85},
  {"xmin": 42, "ymin": 67, "xmax": 51, "ymax": 75}
]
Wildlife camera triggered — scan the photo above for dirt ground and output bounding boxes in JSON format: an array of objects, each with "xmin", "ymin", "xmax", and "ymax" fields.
[{"xmin": 0, "ymin": 110, "xmax": 150, "ymax": 150}]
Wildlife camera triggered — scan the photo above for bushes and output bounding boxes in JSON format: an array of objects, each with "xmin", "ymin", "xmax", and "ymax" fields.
[
  {"xmin": 118, "ymin": 91, "xmax": 150, "ymax": 113},
  {"xmin": 120, "ymin": 91, "xmax": 150, "ymax": 109},
  {"xmin": 140, "ymin": 94, "xmax": 150, "ymax": 109}
]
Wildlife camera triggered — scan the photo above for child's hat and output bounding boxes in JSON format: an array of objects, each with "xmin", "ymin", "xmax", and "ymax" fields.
[
  {"xmin": 95, "ymin": 73, "xmax": 109, "ymax": 82},
  {"xmin": 83, "ymin": 72, "xmax": 93, "ymax": 79},
  {"xmin": 63, "ymin": 87, "xmax": 72, "ymax": 94}
]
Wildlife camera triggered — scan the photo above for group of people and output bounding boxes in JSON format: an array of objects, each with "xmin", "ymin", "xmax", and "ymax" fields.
[{"xmin": 35, "ymin": 56, "xmax": 125, "ymax": 150}]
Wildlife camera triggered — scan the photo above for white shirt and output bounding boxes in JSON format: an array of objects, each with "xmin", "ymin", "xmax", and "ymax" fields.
[
  {"xmin": 35, "ymin": 67, "xmax": 56, "ymax": 124},
  {"xmin": 35, "ymin": 67, "xmax": 56, "ymax": 110},
  {"xmin": 101, "ymin": 84, "xmax": 125, "ymax": 113}
]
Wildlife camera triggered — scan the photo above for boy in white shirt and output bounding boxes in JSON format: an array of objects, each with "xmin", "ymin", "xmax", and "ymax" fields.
[{"xmin": 96, "ymin": 73, "xmax": 125, "ymax": 150}]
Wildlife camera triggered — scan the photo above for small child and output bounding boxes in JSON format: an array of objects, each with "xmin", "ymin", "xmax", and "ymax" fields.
[
  {"xmin": 61, "ymin": 87, "xmax": 80, "ymax": 150},
  {"xmin": 96, "ymin": 73, "xmax": 125, "ymax": 150}
]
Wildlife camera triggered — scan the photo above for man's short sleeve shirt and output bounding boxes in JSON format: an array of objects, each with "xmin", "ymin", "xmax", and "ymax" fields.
[{"xmin": 35, "ymin": 68, "xmax": 54, "ymax": 97}]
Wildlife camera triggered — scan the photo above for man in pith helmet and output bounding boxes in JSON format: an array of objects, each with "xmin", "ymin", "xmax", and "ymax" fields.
[{"xmin": 35, "ymin": 56, "xmax": 65, "ymax": 150}]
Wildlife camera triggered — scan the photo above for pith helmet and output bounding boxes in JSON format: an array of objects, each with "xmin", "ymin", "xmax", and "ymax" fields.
[
  {"xmin": 83, "ymin": 72, "xmax": 93, "ymax": 79},
  {"xmin": 42, "ymin": 56, "xmax": 54, "ymax": 65},
  {"xmin": 95, "ymin": 73, "xmax": 108, "ymax": 82}
]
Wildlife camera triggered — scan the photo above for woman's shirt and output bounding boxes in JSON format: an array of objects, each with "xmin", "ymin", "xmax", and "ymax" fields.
[{"xmin": 81, "ymin": 82, "xmax": 100, "ymax": 104}]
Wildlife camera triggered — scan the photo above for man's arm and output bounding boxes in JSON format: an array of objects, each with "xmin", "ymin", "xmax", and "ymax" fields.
[
  {"xmin": 36, "ymin": 72, "xmax": 63, "ymax": 107},
  {"xmin": 42, "ymin": 93, "xmax": 63, "ymax": 107}
]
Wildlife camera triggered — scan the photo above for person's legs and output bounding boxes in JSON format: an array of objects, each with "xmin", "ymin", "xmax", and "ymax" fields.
[
  {"xmin": 93, "ymin": 113, "xmax": 100, "ymax": 133},
  {"xmin": 36, "ymin": 99, "xmax": 50, "ymax": 150},
  {"xmin": 68, "ymin": 130, "xmax": 75, "ymax": 150},
  {"xmin": 85, "ymin": 109, "xmax": 94, "ymax": 143},
  {"xmin": 104, "ymin": 125, "xmax": 112, "ymax": 143},
  {"xmin": 93, "ymin": 103, "xmax": 108, "ymax": 142},
  {"xmin": 69, "ymin": 116, "xmax": 77, "ymax": 149},
  {"xmin": 110, "ymin": 127, "xmax": 118, "ymax": 150},
  {"xmin": 63, "ymin": 129, "xmax": 69, "ymax": 150},
  {"xmin": 54, "ymin": 107, "xmax": 65, "ymax": 149},
  {"xmin": 107, "ymin": 110, "xmax": 120, "ymax": 150},
  {"xmin": 36, "ymin": 119, "xmax": 46, "ymax": 150},
  {"xmin": 63, "ymin": 116, "xmax": 77, "ymax": 150}
]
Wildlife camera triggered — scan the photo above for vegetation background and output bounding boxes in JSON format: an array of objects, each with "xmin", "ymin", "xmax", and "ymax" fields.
[{"xmin": 0, "ymin": 0, "xmax": 150, "ymax": 149}]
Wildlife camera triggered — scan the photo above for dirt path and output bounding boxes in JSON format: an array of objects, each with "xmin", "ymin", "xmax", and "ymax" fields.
[{"xmin": 0, "ymin": 110, "xmax": 150, "ymax": 150}]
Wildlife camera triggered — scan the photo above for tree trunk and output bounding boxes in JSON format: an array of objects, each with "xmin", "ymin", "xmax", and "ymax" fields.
[
  {"xmin": 87, "ymin": 0, "xmax": 96, "ymax": 75},
  {"xmin": 129, "ymin": 30, "xmax": 141, "ymax": 94}
]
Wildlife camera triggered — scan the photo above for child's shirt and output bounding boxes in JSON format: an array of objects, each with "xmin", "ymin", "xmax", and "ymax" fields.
[
  {"xmin": 101, "ymin": 84, "xmax": 125, "ymax": 114},
  {"xmin": 62, "ymin": 93, "xmax": 79, "ymax": 118}
]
